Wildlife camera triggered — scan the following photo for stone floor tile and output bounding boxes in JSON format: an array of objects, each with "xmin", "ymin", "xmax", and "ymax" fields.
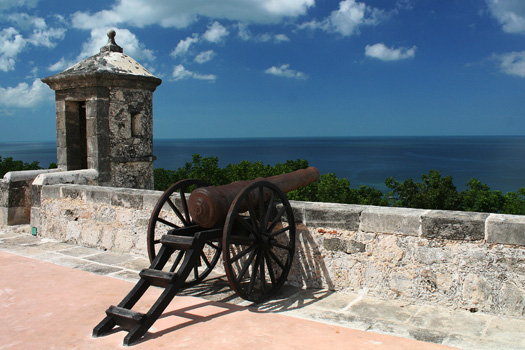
[
  {"xmin": 369, "ymin": 322, "xmax": 448, "ymax": 345},
  {"xmin": 296, "ymin": 290, "xmax": 359, "ymax": 311},
  {"xmin": 299, "ymin": 309, "xmax": 375, "ymax": 331},
  {"xmin": 85, "ymin": 251, "xmax": 134, "ymax": 265},
  {"xmin": 409, "ymin": 305, "xmax": 491, "ymax": 338},
  {"xmin": 345, "ymin": 296, "xmax": 418, "ymax": 324},
  {"xmin": 33, "ymin": 241, "xmax": 74, "ymax": 251},
  {"xmin": 110, "ymin": 269, "xmax": 141, "ymax": 282},
  {"xmin": 1, "ymin": 235, "xmax": 40, "ymax": 246},
  {"xmin": 115, "ymin": 256, "xmax": 150, "ymax": 271},
  {"xmin": 444, "ymin": 334, "xmax": 525, "ymax": 350},
  {"xmin": 33, "ymin": 252, "xmax": 88, "ymax": 269},
  {"xmin": 59, "ymin": 246, "xmax": 102, "ymax": 258},
  {"xmin": 483, "ymin": 315, "xmax": 525, "ymax": 347},
  {"xmin": 78, "ymin": 262, "xmax": 123, "ymax": 275}
]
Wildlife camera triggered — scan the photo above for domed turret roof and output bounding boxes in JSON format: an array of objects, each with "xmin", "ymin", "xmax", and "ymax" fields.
[{"xmin": 42, "ymin": 30, "xmax": 161, "ymax": 91}]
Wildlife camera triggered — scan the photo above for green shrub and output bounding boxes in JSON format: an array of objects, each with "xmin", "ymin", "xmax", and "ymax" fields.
[
  {"xmin": 0, "ymin": 156, "xmax": 42, "ymax": 178},
  {"xmin": 157, "ymin": 156, "xmax": 525, "ymax": 215}
]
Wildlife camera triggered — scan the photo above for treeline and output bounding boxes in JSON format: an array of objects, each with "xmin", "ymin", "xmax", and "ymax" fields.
[
  {"xmin": 154, "ymin": 154, "xmax": 525, "ymax": 215},
  {"xmin": 2, "ymin": 154, "xmax": 523, "ymax": 215},
  {"xmin": 0, "ymin": 156, "xmax": 57, "ymax": 178}
]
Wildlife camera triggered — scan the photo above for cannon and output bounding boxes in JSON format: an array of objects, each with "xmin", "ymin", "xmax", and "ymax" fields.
[{"xmin": 93, "ymin": 167, "xmax": 320, "ymax": 345}]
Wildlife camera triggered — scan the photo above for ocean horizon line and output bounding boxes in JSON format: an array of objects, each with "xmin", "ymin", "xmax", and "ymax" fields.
[{"xmin": 2, "ymin": 134, "xmax": 525, "ymax": 144}]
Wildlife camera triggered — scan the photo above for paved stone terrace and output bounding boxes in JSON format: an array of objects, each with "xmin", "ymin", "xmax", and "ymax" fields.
[{"xmin": 1, "ymin": 225, "xmax": 524, "ymax": 350}]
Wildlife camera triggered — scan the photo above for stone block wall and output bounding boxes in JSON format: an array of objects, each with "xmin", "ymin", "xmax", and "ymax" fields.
[
  {"xmin": 34, "ymin": 184, "xmax": 525, "ymax": 317},
  {"xmin": 108, "ymin": 88, "xmax": 154, "ymax": 190},
  {"xmin": 0, "ymin": 169, "xmax": 61, "ymax": 226}
]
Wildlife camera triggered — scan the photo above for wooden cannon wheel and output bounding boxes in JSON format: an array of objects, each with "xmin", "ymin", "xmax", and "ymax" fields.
[
  {"xmin": 222, "ymin": 180, "xmax": 296, "ymax": 303},
  {"xmin": 147, "ymin": 179, "xmax": 222, "ymax": 286}
]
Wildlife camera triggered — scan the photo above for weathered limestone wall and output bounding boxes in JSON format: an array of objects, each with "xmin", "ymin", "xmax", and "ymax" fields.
[
  {"xmin": 30, "ymin": 169, "xmax": 99, "ymax": 230},
  {"xmin": 0, "ymin": 169, "xmax": 61, "ymax": 226},
  {"xmin": 35, "ymin": 184, "xmax": 525, "ymax": 317},
  {"xmin": 108, "ymin": 88, "xmax": 154, "ymax": 190}
]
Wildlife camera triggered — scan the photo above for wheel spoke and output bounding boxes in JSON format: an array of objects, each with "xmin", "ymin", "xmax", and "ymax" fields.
[
  {"xmin": 166, "ymin": 198, "xmax": 187, "ymax": 226},
  {"xmin": 268, "ymin": 249, "xmax": 285, "ymax": 270},
  {"xmin": 245, "ymin": 195, "xmax": 260, "ymax": 236},
  {"xmin": 179, "ymin": 189, "xmax": 191, "ymax": 224},
  {"xmin": 270, "ymin": 240, "xmax": 293, "ymax": 251},
  {"xmin": 247, "ymin": 250, "xmax": 263, "ymax": 296},
  {"xmin": 264, "ymin": 191, "xmax": 276, "ymax": 230},
  {"xmin": 230, "ymin": 244, "xmax": 256, "ymax": 263},
  {"xmin": 234, "ymin": 213, "xmax": 260, "ymax": 239},
  {"xmin": 153, "ymin": 239, "xmax": 160, "ymax": 244},
  {"xmin": 236, "ymin": 248, "xmax": 257, "ymax": 283},
  {"xmin": 200, "ymin": 251, "xmax": 212, "ymax": 269},
  {"xmin": 270, "ymin": 225, "xmax": 290, "ymax": 238},
  {"xmin": 228, "ymin": 234, "xmax": 256, "ymax": 246},
  {"xmin": 259, "ymin": 253, "xmax": 266, "ymax": 294},
  {"xmin": 268, "ymin": 205, "xmax": 287, "ymax": 232},
  {"xmin": 157, "ymin": 217, "xmax": 179, "ymax": 229},
  {"xmin": 264, "ymin": 251, "xmax": 277, "ymax": 287}
]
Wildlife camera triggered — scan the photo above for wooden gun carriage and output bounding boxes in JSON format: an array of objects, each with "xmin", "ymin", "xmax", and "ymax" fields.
[{"xmin": 93, "ymin": 167, "xmax": 320, "ymax": 345}]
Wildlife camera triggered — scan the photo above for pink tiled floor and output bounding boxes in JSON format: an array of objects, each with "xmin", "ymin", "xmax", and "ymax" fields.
[{"xmin": 0, "ymin": 251, "xmax": 456, "ymax": 349}]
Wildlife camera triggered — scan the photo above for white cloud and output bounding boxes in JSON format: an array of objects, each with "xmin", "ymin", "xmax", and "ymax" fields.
[
  {"xmin": 236, "ymin": 23, "xmax": 290, "ymax": 43},
  {"xmin": 170, "ymin": 22, "xmax": 228, "ymax": 61},
  {"xmin": 365, "ymin": 43, "xmax": 416, "ymax": 61},
  {"xmin": 298, "ymin": 0, "xmax": 387, "ymax": 36},
  {"xmin": 0, "ymin": 27, "xmax": 27, "ymax": 71},
  {"xmin": 1, "ymin": 14, "xmax": 66, "ymax": 71},
  {"xmin": 71, "ymin": 0, "xmax": 314, "ymax": 30},
  {"xmin": 202, "ymin": 22, "xmax": 229, "ymax": 43},
  {"xmin": 0, "ymin": 0, "xmax": 38, "ymax": 12},
  {"xmin": 274, "ymin": 33, "xmax": 290, "ymax": 42},
  {"xmin": 28, "ymin": 26, "xmax": 65, "ymax": 48},
  {"xmin": 5, "ymin": 13, "xmax": 65, "ymax": 47},
  {"xmin": 80, "ymin": 28, "xmax": 155, "ymax": 61},
  {"xmin": 172, "ymin": 64, "xmax": 216, "ymax": 81},
  {"xmin": 49, "ymin": 28, "xmax": 155, "ymax": 72},
  {"xmin": 493, "ymin": 51, "xmax": 525, "ymax": 78},
  {"xmin": 194, "ymin": 50, "xmax": 216, "ymax": 64},
  {"xmin": 171, "ymin": 35, "xmax": 199, "ymax": 58},
  {"xmin": 486, "ymin": 0, "xmax": 525, "ymax": 34},
  {"xmin": 265, "ymin": 64, "xmax": 308, "ymax": 80},
  {"xmin": 47, "ymin": 57, "xmax": 72, "ymax": 71},
  {"xmin": 0, "ymin": 79, "xmax": 53, "ymax": 109}
]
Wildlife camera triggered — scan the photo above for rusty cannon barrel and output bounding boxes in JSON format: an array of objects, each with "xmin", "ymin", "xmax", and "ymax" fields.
[{"xmin": 188, "ymin": 167, "xmax": 320, "ymax": 228}]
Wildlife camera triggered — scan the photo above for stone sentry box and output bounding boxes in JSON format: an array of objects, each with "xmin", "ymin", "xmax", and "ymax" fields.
[{"xmin": 41, "ymin": 30, "xmax": 162, "ymax": 190}]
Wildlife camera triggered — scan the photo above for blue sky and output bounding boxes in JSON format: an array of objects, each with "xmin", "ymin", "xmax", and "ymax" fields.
[{"xmin": 0, "ymin": 0, "xmax": 524, "ymax": 141}]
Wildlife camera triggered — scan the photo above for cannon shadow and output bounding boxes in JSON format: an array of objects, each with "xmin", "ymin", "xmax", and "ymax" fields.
[{"xmin": 179, "ymin": 224, "xmax": 335, "ymax": 314}]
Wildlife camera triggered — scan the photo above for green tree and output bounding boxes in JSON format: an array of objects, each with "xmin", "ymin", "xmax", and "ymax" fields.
[
  {"xmin": 0, "ymin": 156, "xmax": 42, "ymax": 178},
  {"xmin": 349, "ymin": 185, "xmax": 388, "ymax": 206},
  {"xmin": 502, "ymin": 188, "xmax": 525, "ymax": 215},
  {"xmin": 386, "ymin": 170, "xmax": 461, "ymax": 210},
  {"xmin": 460, "ymin": 178, "xmax": 504, "ymax": 213},
  {"xmin": 313, "ymin": 173, "xmax": 352, "ymax": 203}
]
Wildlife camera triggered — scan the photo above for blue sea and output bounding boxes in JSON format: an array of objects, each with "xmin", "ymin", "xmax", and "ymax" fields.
[{"xmin": 1, "ymin": 136, "xmax": 524, "ymax": 193}]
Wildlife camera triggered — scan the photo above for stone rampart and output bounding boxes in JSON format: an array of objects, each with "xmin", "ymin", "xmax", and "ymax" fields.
[
  {"xmin": 0, "ymin": 169, "xmax": 61, "ymax": 226},
  {"xmin": 34, "ymin": 184, "xmax": 525, "ymax": 317}
]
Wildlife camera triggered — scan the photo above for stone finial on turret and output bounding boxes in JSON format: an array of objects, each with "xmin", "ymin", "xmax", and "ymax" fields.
[{"xmin": 100, "ymin": 29, "xmax": 123, "ymax": 53}]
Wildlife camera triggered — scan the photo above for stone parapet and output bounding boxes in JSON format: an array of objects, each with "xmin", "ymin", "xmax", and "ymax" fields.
[
  {"xmin": 34, "ymin": 184, "xmax": 525, "ymax": 317},
  {"xmin": 0, "ymin": 169, "xmax": 61, "ymax": 227},
  {"xmin": 30, "ymin": 169, "xmax": 99, "ymax": 230}
]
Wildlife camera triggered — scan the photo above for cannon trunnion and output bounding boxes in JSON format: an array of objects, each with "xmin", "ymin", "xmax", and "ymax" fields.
[{"xmin": 93, "ymin": 167, "xmax": 320, "ymax": 345}]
